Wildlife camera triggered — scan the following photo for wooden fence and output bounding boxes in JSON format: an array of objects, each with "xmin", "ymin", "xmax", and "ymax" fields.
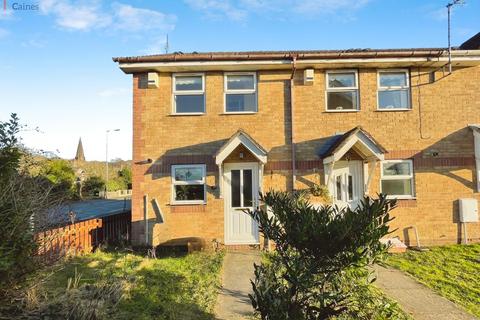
[{"xmin": 35, "ymin": 211, "xmax": 131, "ymax": 262}]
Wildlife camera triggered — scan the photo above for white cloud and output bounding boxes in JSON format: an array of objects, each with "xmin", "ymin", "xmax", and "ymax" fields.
[
  {"xmin": 184, "ymin": 0, "xmax": 247, "ymax": 21},
  {"xmin": 112, "ymin": 3, "xmax": 176, "ymax": 32},
  {"xmin": 38, "ymin": 0, "xmax": 175, "ymax": 32},
  {"xmin": 184, "ymin": 0, "xmax": 370, "ymax": 21},
  {"xmin": 39, "ymin": 0, "xmax": 111, "ymax": 31},
  {"xmin": 21, "ymin": 39, "xmax": 47, "ymax": 48},
  {"xmin": 141, "ymin": 37, "xmax": 169, "ymax": 55},
  {"xmin": 97, "ymin": 87, "xmax": 129, "ymax": 98}
]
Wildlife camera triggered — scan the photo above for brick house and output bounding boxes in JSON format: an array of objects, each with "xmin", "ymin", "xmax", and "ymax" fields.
[{"xmin": 114, "ymin": 33, "xmax": 480, "ymax": 248}]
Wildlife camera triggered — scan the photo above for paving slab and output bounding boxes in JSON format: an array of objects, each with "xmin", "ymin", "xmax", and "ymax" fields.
[
  {"xmin": 374, "ymin": 265, "xmax": 477, "ymax": 320},
  {"xmin": 215, "ymin": 251, "xmax": 261, "ymax": 320}
]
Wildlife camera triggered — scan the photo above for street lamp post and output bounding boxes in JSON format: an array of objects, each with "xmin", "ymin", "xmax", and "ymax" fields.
[{"xmin": 105, "ymin": 129, "xmax": 120, "ymax": 199}]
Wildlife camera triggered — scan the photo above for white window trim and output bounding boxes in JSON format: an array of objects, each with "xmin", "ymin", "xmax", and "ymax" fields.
[
  {"xmin": 380, "ymin": 159, "xmax": 415, "ymax": 199},
  {"xmin": 325, "ymin": 69, "xmax": 360, "ymax": 112},
  {"xmin": 172, "ymin": 73, "xmax": 206, "ymax": 115},
  {"xmin": 377, "ymin": 69, "xmax": 411, "ymax": 111},
  {"xmin": 171, "ymin": 164, "xmax": 206, "ymax": 205},
  {"xmin": 224, "ymin": 72, "xmax": 258, "ymax": 114}
]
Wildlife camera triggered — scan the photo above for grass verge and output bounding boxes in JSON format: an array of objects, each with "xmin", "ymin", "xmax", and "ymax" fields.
[
  {"xmin": 2, "ymin": 250, "xmax": 224, "ymax": 319},
  {"xmin": 387, "ymin": 244, "xmax": 480, "ymax": 317}
]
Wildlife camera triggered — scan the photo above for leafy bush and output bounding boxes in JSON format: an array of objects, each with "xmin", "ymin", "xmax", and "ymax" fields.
[
  {"xmin": 248, "ymin": 191, "xmax": 396, "ymax": 320},
  {"xmin": 0, "ymin": 114, "xmax": 66, "ymax": 292},
  {"xmin": 38, "ymin": 159, "xmax": 75, "ymax": 197},
  {"xmin": 106, "ymin": 178, "xmax": 124, "ymax": 192},
  {"xmin": 118, "ymin": 167, "xmax": 132, "ymax": 189},
  {"xmin": 83, "ymin": 175, "xmax": 105, "ymax": 196}
]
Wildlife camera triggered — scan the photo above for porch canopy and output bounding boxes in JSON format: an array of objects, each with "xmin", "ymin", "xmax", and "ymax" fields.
[
  {"xmin": 215, "ymin": 129, "xmax": 267, "ymax": 197},
  {"xmin": 322, "ymin": 126, "xmax": 387, "ymax": 195}
]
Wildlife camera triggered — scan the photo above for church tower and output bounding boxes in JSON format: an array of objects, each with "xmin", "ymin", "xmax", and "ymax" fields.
[{"xmin": 75, "ymin": 138, "xmax": 85, "ymax": 162}]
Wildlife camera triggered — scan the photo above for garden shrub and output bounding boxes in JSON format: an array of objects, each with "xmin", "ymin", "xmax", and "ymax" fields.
[{"xmin": 248, "ymin": 191, "xmax": 396, "ymax": 320}]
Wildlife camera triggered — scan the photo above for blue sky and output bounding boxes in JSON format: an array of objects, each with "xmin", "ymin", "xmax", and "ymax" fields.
[{"xmin": 1, "ymin": 0, "xmax": 479, "ymax": 161}]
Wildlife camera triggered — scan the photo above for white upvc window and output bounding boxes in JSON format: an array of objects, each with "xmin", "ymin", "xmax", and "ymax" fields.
[
  {"xmin": 377, "ymin": 69, "xmax": 411, "ymax": 110},
  {"xmin": 172, "ymin": 73, "xmax": 205, "ymax": 114},
  {"xmin": 380, "ymin": 160, "xmax": 415, "ymax": 199},
  {"xmin": 325, "ymin": 70, "xmax": 359, "ymax": 112},
  {"xmin": 224, "ymin": 72, "xmax": 257, "ymax": 113},
  {"xmin": 171, "ymin": 164, "xmax": 206, "ymax": 204}
]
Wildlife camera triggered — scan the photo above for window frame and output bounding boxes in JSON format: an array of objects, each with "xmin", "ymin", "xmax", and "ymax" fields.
[
  {"xmin": 171, "ymin": 164, "xmax": 207, "ymax": 205},
  {"xmin": 223, "ymin": 72, "xmax": 258, "ymax": 114},
  {"xmin": 172, "ymin": 73, "xmax": 206, "ymax": 115},
  {"xmin": 325, "ymin": 69, "xmax": 360, "ymax": 112},
  {"xmin": 376, "ymin": 69, "xmax": 411, "ymax": 111},
  {"xmin": 380, "ymin": 159, "xmax": 415, "ymax": 199}
]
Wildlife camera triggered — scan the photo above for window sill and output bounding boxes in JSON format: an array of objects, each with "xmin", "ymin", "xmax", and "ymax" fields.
[
  {"xmin": 376, "ymin": 108, "xmax": 412, "ymax": 112},
  {"xmin": 220, "ymin": 112, "xmax": 258, "ymax": 115},
  {"xmin": 325, "ymin": 109, "xmax": 360, "ymax": 113},
  {"xmin": 170, "ymin": 202, "xmax": 206, "ymax": 206},
  {"xmin": 386, "ymin": 196, "xmax": 416, "ymax": 200},
  {"xmin": 169, "ymin": 113, "xmax": 205, "ymax": 116}
]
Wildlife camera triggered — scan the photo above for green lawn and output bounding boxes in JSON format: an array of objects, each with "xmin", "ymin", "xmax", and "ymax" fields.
[
  {"xmin": 14, "ymin": 250, "xmax": 224, "ymax": 319},
  {"xmin": 387, "ymin": 244, "xmax": 480, "ymax": 317}
]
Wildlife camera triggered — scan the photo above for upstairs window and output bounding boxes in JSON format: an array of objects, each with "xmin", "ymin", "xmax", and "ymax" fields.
[
  {"xmin": 326, "ymin": 70, "xmax": 359, "ymax": 111},
  {"xmin": 173, "ymin": 74, "xmax": 205, "ymax": 114},
  {"xmin": 224, "ymin": 73, "xmax": 257, "ymax": 113},
  {"xmin": 171, "ymin": 164, "xmax": 206, "ymax": 204},
  {"xmin": 378, "ymin": 70, "xmax": 411, "ymax": 110},
  {"xmin": 381, "ymin": 160, "xmax": 415, "ymax": 199}
]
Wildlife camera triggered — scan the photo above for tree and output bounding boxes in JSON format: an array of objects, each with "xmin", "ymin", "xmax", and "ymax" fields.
[
  {"xmin": 118, "ymin": 167, "xmax": 132, "ymax": 189},
  {"xmin": 0, "ymin": 114, "xmax": 66, "ymax": 291},
  {"xmin": 0, "ymin": 113, "xmax": 21, "ymax": 182},
  {"xmin": 83, "ymin": 175, "xmax": 105, "ymax": 196},
  {"xmin": 248, "ymin": 191, "xmax": 396, "ymax": 320},
  {"xmin": 38, "ymin": 159, "xmax": 75, "ymax": 197}
]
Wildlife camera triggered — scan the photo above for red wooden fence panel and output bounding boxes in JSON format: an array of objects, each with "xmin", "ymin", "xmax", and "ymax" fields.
[{"xmin": 35, "ymin": 211, "xmax": 131, "ymax": 263}]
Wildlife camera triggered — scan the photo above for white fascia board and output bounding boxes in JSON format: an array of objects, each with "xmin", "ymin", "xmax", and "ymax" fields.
[{"xmin": 118, "ymin": 54, "xmax": 480, "ymax": 73}]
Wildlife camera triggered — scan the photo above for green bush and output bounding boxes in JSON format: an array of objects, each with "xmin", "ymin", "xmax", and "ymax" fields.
[
  {"xmin": 106, "ymin": 178, "xmax": 124, "ymax": 192},
  {"xmin": 0, "ymin": 114, "xmax": 65, "ymax": 291},
  {"xmin": 248, "ymin": 191, "xmax": 396, "ymax": 320},
  {"xmin": 83, "ymin": 175, "xmax": 105, "ymax": 196},
  {"xmin": 38, "ymin": 159, "xmax": 75, "ymax": 197},
  {"xmin": 118, "ymin": 167, "xmax": 132, "ymax": 189}
]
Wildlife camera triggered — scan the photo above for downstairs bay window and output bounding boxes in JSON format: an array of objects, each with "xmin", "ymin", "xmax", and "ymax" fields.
[
  {"xmin": 171, "ymin": 164, "xmax": 206, "ymax": 204},
  {"xmin": 380, "ymin": 160, "xmax": 415, "ymax": 199}
]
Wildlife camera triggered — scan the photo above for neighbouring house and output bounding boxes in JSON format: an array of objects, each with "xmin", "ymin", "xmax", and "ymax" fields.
[{"xmin": 113, "ymin": 32, "xmax": 480, "ymax": 249}]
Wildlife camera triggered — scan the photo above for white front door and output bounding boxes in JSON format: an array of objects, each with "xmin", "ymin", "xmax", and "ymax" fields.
[
  {"xmin": 224, "ymin": 163, "xmax": 259, "ymax": 244},
  {"xmin": 329, "ymin": 161, "xmax": 364, "ymax": 209}
]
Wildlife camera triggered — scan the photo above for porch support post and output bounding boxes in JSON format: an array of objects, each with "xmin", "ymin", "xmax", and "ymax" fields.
[
  {"xmin": 364, "ymin": 159, "xmax": 378, "ymax": 195},
  {"xmin": 218, "ymin": 164, "xmax": 223, "ymax": 198},
  {"xmin": 259, "ymin": 163, "xmax": 264, "ymax": 194},
  {"xmin": 325, "ymin": 161, "xmax": 335, "ymax": 187}
]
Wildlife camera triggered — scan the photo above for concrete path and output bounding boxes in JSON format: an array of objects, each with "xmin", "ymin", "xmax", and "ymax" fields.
[
  {"xmin": 215, "ymin": 251, "xmax": 261, "ymax": 320},
  {"xmin": 374, "ymin": 265, "xmax": 477, "ymax": 320}
]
